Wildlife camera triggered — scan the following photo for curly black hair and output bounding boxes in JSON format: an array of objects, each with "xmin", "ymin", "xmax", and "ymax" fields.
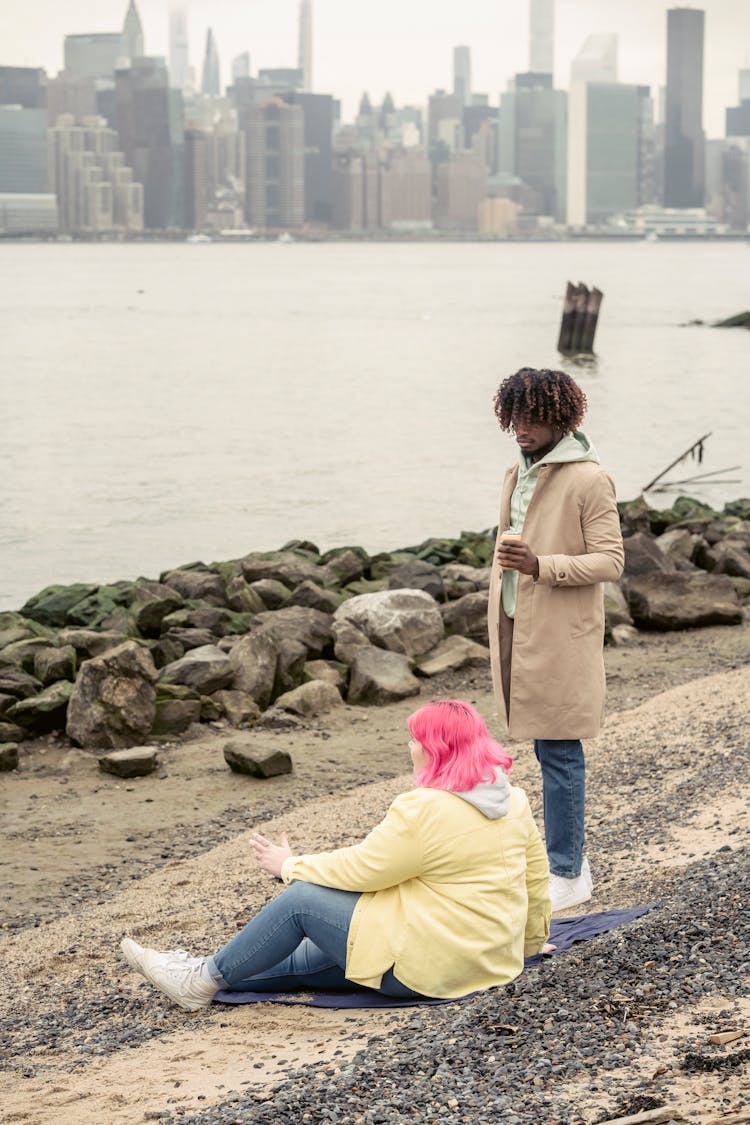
[{"xmin": 492, "ymin": 367, "xmax": 587, "ymax": 433}]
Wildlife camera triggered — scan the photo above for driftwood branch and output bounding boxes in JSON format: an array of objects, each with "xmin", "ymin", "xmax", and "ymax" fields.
[
  {"xmin": 702, "ymin": 1112, "xmax": 750, "ymax": 1125},
  {"xmin": 596, "ymin": 1106, "xmax": 689, "ymax": 1124},
  {"xmin": 642, "ymin": 432, "xmax": 712, "ymax": 493}
]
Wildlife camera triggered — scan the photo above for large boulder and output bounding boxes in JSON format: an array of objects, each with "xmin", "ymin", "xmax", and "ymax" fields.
[
  {"xmin": 33, "ymin": 645, "xmax": 77, "ymax": 685},
  {"xmin": 159, "ymin": 645, "xmax": 234, "ymax": 695},
  {"xmin": 387, "ymin": 560, "xmax": 446, "ymax": 603},
  {"xmin": 129, "ymin": 581, "xmax": 185, "ymax": 634},
  {"xmin": 441, "ymin": 591, "xmax": 490, "ymax": 644},
  {"xmin": 697, "ymin": 541, "xmax": 750, "ymax": 580},
  {"xmin": 225, "ymin": 576, "xmax": 267, "ymax": 615},
  {"xmin": 415, "ymin": 636, "xmax": 490, "ymax": 677},
  {"xmin": 19, "ymin": 583, "xmax": 98, "ymax": 627},
  {"xmin": 624, "ymin": 573, "xmax": 743, "ymax": 630},
  {"xmin": 161, "ymin": 606, "xmax": 253, "ymax": 638},
  {"xmin": 655, "ymin": 528, "xmax": 701, "ymax": 567},
  {"xmin": 212, "ymin": 690, "xmax": 261, "ymax": 727},
  {"xmin": 251, "ymin": 607, "xmax": 334, "ymax": 659},
  {"xmin": 303, "ymin": 660, "xmax": 348, "ymax": 694},
  {"xmin": 228, "ymin": 632, "xmax": 279, "ymax": 710},
  {"xmin": 273, "ymin": 639, "xmax": 308, "ymax": 697},
  {"xmin": 223, "ymin": 741, "xmax": 293, "ymax": 778},
  {"xmin": 603, "ymin": 582, "xmax": 633, "ymax": 630},
  {"xmin": 65, "ymin": 583, "xmax": 134, "ymax": 627},
  {"xmin": 287, "ymin": 580, "xmax": 344, "ymax": 615},
  {"xmin": 248, "ymin": 579, "xmax": 291, "ymax": 610},
  {"xmin": 273, "ymin": 680, "xmax": 342, "ymax": 717},
  {"xmin": 334, "ymin": 589, "xmax": 443, "ymax": 658},
  {"xmin": 347, "ymin": 646, "xmax": 421, "ymax": 705},
  {"xmin": 151, "ymin": 697, "xmax": 202, "ymax": 736},
  {"xmin": 161, "ymin": 567, "xmax": 227, "ymax": 606},
  {"xmin": 0, "ymin": 668, "xmax": 41, "ymax": 700},
  {"xmin": 57, "ymin": 628, "xmax": 129, "ymax": 659},
  {"xmin": 240, "ymin": 551, "xmax": 320, "ymax": 590},
  {"xmin": 66, "ymin": 641, "xmax": 158, "ymax": 749},
  {"xmin": 317, "ymin": 548, "xmax": 368, "ymax": 589},
  {"xmin": 7, "ymin": 681, "xmax": 73, "ymax": 733},
  {"xmin": 98, "ymin": 746, "xmax": 159, "ymax": 778},
  {"xmin": 622, "ymin": 532, "xmax": 674, "ymax": 577},
  {"xmin": 162, "ymin": 627, "xmax": 218, "ymax": 651},
  {"xmin": 332, "ymin": 619, "xmax": 370, "ymax": 665},
  {"xmin": 0, "ymin": 743, "xmax": 19, "ymax": 771},
  {"xmin": 0, "ymin": 612, "xmax": 51, "ymax": 650},
  {"xmin": 0, "ymin": 636, "xmax": 53, "ymax": 673}
]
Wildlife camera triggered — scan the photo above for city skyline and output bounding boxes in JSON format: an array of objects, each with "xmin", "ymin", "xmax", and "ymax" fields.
[{"xmin": 4, "ymin": 0, "xmax": 750, "ymax": 137}]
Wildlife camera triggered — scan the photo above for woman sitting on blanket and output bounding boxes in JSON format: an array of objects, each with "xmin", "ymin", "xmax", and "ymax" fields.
[{"xmin": 120, "ymin": 699, "xmax": 551, "ymax": 1011}]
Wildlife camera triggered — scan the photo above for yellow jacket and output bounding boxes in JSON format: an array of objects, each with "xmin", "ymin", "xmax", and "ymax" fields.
[{"xmin": 281, "ymin": 783, "xmax": 550, "ymax": 998}]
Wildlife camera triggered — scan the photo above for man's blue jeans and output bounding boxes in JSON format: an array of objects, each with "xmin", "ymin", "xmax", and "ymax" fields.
[
  {"xmin": 533, "ymin": 739, "xmax": 585, "ymax": 878},
  {"xmin": 207, "ymin": 880, "xmax": 424, "ymax": 998}
]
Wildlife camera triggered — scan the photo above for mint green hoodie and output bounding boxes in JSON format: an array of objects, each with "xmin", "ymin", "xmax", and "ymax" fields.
[{"xmin": 502, "ymin": 430, "xmax": 600, "ymax": 619}]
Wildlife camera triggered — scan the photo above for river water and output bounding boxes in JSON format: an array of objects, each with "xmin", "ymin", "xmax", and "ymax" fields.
[{"xmin": 1, "ymin": 240, "xmax": 748, "ymax": 611}]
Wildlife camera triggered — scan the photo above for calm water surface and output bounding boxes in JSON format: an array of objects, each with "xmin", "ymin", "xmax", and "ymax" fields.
[{"xmin": 1, "ymin": 240, "xmax": 749, "ymax": 610}]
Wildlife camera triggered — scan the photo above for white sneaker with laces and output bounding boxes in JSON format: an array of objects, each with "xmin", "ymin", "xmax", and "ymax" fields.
[
  {"xmin": 549, "ymin": 857, "xmax": 593, "ymax": 912},
  {"xmin": 120, "ymin": 938, "xmax": 216, "ymax": 1011}
]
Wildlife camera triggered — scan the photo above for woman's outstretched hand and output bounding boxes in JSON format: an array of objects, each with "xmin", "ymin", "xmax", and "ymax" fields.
[{"xmin": 251, "ymin": 831, "xmax": 293, "ymax": 878}]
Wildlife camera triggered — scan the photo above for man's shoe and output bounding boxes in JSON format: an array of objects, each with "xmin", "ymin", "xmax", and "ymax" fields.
[
  {"xmin": 549, "ymin": 859, "xmax": 593, "ymax": 912},
  {"xmin": 120, "ymin": 939, "xmax": 216, "ymax": 1011}
]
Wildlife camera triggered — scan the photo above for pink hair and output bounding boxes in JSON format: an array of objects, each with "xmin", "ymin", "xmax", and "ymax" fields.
[{"xmin": 407, "ymin": 699, "xmax": 512, "ymax": 792}]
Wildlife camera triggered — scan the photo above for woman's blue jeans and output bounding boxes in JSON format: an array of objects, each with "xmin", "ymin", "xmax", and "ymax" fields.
[
  {"xmin": 207, "ymin": 880, "xmax": 424, "ymax": 998},
  {"xmin": 533, "ymin": 739, "xmax": 585, "ymax": 878}
]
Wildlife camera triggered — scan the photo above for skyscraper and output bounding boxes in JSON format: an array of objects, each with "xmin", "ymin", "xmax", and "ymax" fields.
[
  {"xmin": 64, "ymin": 34, "xmax": 123, "ymax": 81},
  {"xmin": 0, "ymin": 106, "xmax": 48, "ymax": 192},
  {"xmin": 498, "ymin": 73, "xmax": 567, "ymax": 220},
  {"xmin": 529, "ymin": 0, "xmax": 554, "ymax": 76},
  {"xmin": 298, "ymin": 0, "xmax": 313, "ymax": 92},
  {"xmin": 201, "ymin": 29, "xmax": 221, "ymax": 97},
  {"xmin": 570, "ymin": 34, "xmax": 618, "ymax": 85},
  {"xmin": 453, "ymin": 46, "xmax": 472, "ymax": 106},
  {"xmin": 664, "ymin": 7, "xmax": 704, "ymax": 208},
  {"xmin": 169, "ymin": 7, "xmax": 190, "ymax": 90},
  {"xmin": 0, "ymin": 66, "xmax": 47, "ymax": 109},
  {"xmin": 232, "ymin": 53, "xmax": 251, "ymax": 81},
  {"xmin": 122, "ymin": 0, "xmax": 145, "ymax": 63},
  {"xmin": 244, "ymin": 97, "xmax": 304, "ymax": 228},
  {"xmin": 115, "ymin": 56, "xmax": 186, "ymax": 228}
]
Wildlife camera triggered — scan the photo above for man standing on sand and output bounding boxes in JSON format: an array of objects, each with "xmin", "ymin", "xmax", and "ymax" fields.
[{"xmin": 487, "ymin": 367, "xmax": 624, "ymax": 911}]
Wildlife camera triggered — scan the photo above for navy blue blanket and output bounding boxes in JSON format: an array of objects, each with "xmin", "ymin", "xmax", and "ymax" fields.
[{"xmin": 213, "ymin": 904, "xmax": 655, "ymax": 1009}]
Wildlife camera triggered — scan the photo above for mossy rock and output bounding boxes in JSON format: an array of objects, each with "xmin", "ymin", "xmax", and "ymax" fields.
[
  {"xmin": 66, "ymin": 584, "xmax": 135, "ymax": 627},
  {"xmin": 20, "ymin": 584, "xmax": 99, "ymax": 627}
]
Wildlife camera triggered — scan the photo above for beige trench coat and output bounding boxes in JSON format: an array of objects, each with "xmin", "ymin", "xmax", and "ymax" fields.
[{"xmin": 488, "ymin": 461, "xmax": 624, "ymax": 740}]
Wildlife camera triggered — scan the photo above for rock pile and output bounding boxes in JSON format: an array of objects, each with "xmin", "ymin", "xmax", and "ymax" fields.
[{"xmin": 0, "ymin": 497, "xmax": 747, "ymax": 755}]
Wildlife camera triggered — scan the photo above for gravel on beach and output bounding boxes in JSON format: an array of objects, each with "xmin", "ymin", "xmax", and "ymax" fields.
[{"xmin": 1, "ymin": 630, "xmax": 749, "ymax": 1125}]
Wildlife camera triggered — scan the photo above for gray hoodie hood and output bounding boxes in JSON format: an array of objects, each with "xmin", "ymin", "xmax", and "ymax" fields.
[{"xmin": 451, "ymin": 766, "xmax": 510, "ymax": 819}]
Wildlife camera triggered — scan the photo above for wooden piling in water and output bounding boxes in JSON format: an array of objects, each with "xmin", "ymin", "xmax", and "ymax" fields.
[{"xmin": 557, "ymin": 281, "xmax": 604, "ymax": 355}]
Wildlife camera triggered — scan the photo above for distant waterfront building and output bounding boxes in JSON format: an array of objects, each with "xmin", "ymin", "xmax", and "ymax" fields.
[
  {"xmin": 380, "ymin": 149, "xmax": 432, "ymax": 228},
  {"xmin": 453, "ymin": 46, "xmax": 472, "ymax": 107},
  {"xmin": 331, "ymin": 151, "xmax": 379, "ymax": 231},
  {"xmin": 49, "ymin": 114, "xmax": 143, "ymax": 232},
  {"xmin": 0, "ymin": 193, "xmax": 57, "ymax": 233},
  {"xmin": 726, "ymin": 68, "xmax": 750, "ymax": 138},
  {"xmin": 570, "ymin": 34, "xmax": 618, "ymax": 84},
  {"xmin": 567, "ymin": 82, "xmax": 651, "ymax": 226},
  {"xmin": 259, "ymin": 68, "xmax": 304, "ymax": 93},
  {"xmin": 115, "ymin": 56, "xmax": 186, "ymax": 229},
  {"xmin": 169, "ymin": 6, "xmax": 190, "ymax": 90},
  {"xmin": 498, "ymin": 73, "xmax": 566, "ymax": 220},
  {"xmin": 244, "ymin": 97, "xmax": 304, "ymax": 228},
  {"xmin": 64, "ymin": 33, "xmax": 123, "ymax": 81},
  {"xmin": 185, "ymin": 117, "xmax": 245, "ymax": 230},
  {"xmin": 664, "ymin": 6, "xmax": 705, "ymax": 208},
  {"xmin": 201, "ymin": 30, "xmax": 221, "ymax": 97},
  {"xmin": 122, "ymin": 0, "xmax": 145, "ymax": 63},
  {"xmin": 290, "ymin": 91, "xmax": 336, "ymax": 224},
  {"xmin": 0, "ymin": 106, "xmax": 49, "ymax": 192},
  {"xmin": 478, "ymin": 196, "xmax": 519, "ymax": 234},
  {"xmin": 428, "ymin": 89, "xmax": 463, "ymax": 150},
  {"xmin": 298, "ymin": 0, "xmax": 313, "ymax": 92},
  {"xmin": 529, "ymin": 0, "xmax": 554, "ymax": 76},
  {"xmin": 434, "ymin": 152, "xmax": 487, "ymax": 230},
  {"xmin": 0, "ymin": 66, "xmax": 47, "ymax": 109}
]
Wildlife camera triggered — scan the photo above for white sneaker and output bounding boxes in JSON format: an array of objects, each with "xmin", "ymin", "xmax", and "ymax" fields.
[
  {"xmin": 549, "ymin": 857, "xmax": 593, "ymax": 912},
  {"xmin": 121, "ymin": 938, "xmax": 202, "ymax": 977},
  {"xmin": 120, "ymin": 939, "xmax": 216, "ymax": 1011}
]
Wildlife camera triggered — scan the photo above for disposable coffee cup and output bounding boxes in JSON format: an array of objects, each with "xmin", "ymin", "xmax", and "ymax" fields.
[{"xmin": 501, "ymin": 527, "xmax": 522, "ymax": 543}]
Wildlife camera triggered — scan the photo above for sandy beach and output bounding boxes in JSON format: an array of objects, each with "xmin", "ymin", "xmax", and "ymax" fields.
[{"xmin": 2, "ymin": 622, "xmax": 749, "ymax": 1124}]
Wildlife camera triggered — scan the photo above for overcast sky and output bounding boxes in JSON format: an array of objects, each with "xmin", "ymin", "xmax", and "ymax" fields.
[{"xmin": 4, "ymin": 0, "xmax": 749, "ymax": 136}]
